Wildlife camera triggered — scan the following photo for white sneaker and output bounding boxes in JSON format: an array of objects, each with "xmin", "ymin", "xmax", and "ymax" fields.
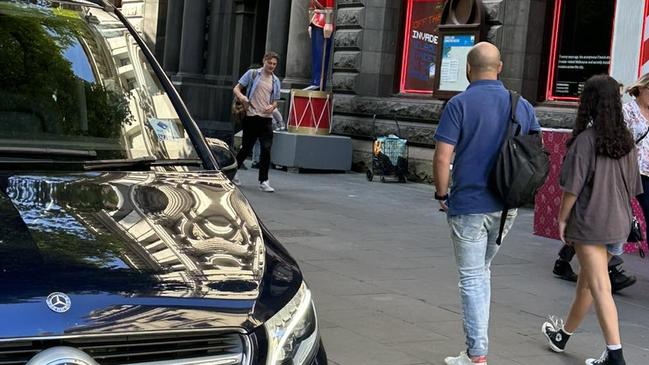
[
  {"xmin": 444, "ymin": 351, "xmax": 487, "ymax": 365},
  {"xmin": 259, "ymin": 180, "xmax": 275, "ymax": 192},
  {"xmin": 231, "ymin": 172, "xmax": 241, "ymax": 186}
]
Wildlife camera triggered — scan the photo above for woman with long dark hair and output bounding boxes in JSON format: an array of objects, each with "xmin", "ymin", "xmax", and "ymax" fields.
[{"xmin": 541, "ymin": 75, "xmax": 641, "ymax": 365}]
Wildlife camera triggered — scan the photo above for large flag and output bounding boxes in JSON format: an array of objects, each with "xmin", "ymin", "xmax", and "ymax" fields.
[{"xmin": 642, "ymin": 2, "xmax": 649, "ymax": 75}]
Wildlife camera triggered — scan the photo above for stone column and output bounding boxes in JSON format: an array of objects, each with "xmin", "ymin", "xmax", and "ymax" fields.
[
  {"xmin": 177, "ymin": 1, "xmax": 207, "ymax": 76},
  {"xmin": 482, "ymin": 0, "xmax": 542, "ymax": 98},
  {"xmin": 231, "ymin": 0, "xmax": 256, "ymax": 77},
  {"xmin": 482, "ymin": 0, "xmax": 505, "ymax": 44},
  {"xmin": 265, "ymin": 0, "xmax": 292, "ymax": 77},
  {"xmin": 162, "ymin": 0, "xmax": 183, "ymax": 73},
  {"xmin": 283, "ymin": 0, "xmax": 311, "ymax": 88},
  {"xmin": 206, "ymin": 0, "xmax": 233, "ymax": 76}
]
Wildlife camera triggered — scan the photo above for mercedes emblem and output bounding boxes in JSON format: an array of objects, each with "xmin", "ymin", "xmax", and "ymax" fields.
[
  {"xmin": 27, "ymin": 346, "xmax": 98, "ymax": 365},
  {"xmin": 46, "ymin": 292, "xmax": 71, "ymax": 313}
]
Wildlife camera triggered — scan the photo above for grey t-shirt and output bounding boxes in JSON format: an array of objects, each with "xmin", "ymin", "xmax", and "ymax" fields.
[{"xmin": 560, "ymin": 128, "xmax": 643, "ymax": 244}]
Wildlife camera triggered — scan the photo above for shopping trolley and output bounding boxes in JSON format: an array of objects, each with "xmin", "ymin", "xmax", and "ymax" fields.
[{"xmin": 366, "ymin": 114, "xmax": 408, "ymax": 183}]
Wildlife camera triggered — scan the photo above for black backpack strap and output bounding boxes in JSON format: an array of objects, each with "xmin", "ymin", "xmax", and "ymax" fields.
[
  {"xmin": 245, "ymin": 69, "xmax": 258, "ymax": 99},
  {"xmin": 509, "ymin": 91, "xmax": 521, "ymax": 136},
  {"xmin": 495, "ymin": 92, "xmax": 520, "ymax": 246},
  {"xmin": 496, "ymin": 208, "xmax": 508, "ymax": 245},
  {"xmin": 496, "ymin": 90, "xmax": 522, "ymax": 246}
]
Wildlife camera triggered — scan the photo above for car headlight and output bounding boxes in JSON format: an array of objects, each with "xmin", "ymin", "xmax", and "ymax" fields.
[{"xmin": 265, "ymin": 282, "xmax": 319, "ymax": 365}]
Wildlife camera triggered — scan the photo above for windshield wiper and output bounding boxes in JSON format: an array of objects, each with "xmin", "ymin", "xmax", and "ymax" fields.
[
  {"xmin": 83, "ymin": 156, "xmax": 203, "ymax": 171},
  {"xmin": 0, "ymin": 147, "xmax": 97, "ymax": 158},
  {"xmin": 150, "ymin": 158, "xmax": 204, "ymax": 167}
]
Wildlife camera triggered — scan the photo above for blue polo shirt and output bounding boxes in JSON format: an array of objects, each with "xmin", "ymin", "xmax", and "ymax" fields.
[{"xmin": 434, "ymin": 80, "xmax": 540, "ymax": 216}]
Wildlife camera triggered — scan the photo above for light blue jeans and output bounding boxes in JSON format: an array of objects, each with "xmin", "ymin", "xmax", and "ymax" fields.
[{"xmin": 447, "ymin": 210, "xmax": 517, "ymax": 357}]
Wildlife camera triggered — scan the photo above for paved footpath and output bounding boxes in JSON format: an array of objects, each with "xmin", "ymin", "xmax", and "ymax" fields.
[{"xmin": 236, "ymin": 168, "xmax": 649, "ymax": 365}]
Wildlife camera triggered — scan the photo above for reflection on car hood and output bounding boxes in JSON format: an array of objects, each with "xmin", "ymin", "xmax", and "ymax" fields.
[{"xmin": 0, "ymin": 171, "xmax": 265, "ymax": 338}]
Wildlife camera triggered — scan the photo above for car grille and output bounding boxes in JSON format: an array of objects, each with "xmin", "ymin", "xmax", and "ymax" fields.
[{"xmin": 0, "ymin": 331, "xmax": 246, "ymax": 365}]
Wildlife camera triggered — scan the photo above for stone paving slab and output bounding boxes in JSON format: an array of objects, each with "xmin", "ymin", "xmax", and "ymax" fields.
[{"xmin": 236, "ymin": 169, "xmax": 649, "ymax": 365}]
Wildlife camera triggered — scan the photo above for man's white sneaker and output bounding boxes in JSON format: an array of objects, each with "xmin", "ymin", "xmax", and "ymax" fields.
[
  {"xmin": 231, "ymin": 172, "xmax": 241, "ymax": 186},
  {"xmin": 444, "ymin": 351, "xmax": 487, "ymax": 365},
  {"xmin": 259, "ymin": 181, "xmax": 275, "ymax": 192}
]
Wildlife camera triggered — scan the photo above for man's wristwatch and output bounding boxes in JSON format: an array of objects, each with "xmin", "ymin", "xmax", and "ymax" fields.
[{"xmin": 434, "ymin": 192, "xmax": 448, "ymax": 201}]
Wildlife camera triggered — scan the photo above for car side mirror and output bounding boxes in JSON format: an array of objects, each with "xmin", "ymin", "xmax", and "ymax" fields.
[{"xmin": 205, "ymin": 138, "xmax": 238, "ymax": 180}]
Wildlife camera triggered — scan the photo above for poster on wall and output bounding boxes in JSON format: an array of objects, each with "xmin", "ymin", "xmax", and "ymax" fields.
[
  {"xmin": 399, "ymin": 0, "xmax": 446, "ymax": 94},
  {"xmin": 547, "ymin": 0, "xmax": 616, "ymax": 100},
  {"xmin": 438, "ymin": 34, "xmax": 475, "ymax": 92}
]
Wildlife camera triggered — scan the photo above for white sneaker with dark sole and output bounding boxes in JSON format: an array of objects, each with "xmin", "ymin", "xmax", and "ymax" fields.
[
  {"xmin": 231, "ymin": 172, "xmax": 241, "ymax": 186},
  {"xmin": 259, "ymin": 181, "xmax": 275, "ymax": 192}
]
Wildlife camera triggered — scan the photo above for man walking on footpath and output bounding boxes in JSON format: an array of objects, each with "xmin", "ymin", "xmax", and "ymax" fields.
[
  {"xmin": 232, "ymin": 51, "xmax": 282, "ymax": 192},
  {"xmin": 433, "ymin": 42, "xmax": 541, "ymax": 365}
]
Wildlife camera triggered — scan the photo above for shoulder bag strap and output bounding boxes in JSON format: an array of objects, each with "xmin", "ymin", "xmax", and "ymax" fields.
[
  {"xmin": 495, "ymin": 91, "xmax": 521, "ymax": 246},
  {"xmin": 635, "ymin": 127, "xmax": 649, "ymax": 145},
  {"xmin": 496, "ymin": 209, "xmax": 508, "ymax": 246},
  {"xmin": 245, "ymin": 69, "xmax": 258, "ymax": 99},
  {"xmin": 509, "ymin": 91, "xmax": 521, "ymax": 136}
]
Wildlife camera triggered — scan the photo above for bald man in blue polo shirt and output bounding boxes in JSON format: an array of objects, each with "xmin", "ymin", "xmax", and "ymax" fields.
[{"xmin": 433, "ymin": 42, "xmax": 540, "ymax": 365}]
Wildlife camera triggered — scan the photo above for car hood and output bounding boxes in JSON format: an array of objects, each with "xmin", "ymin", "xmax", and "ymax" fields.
[{"xmin": 0, "ymin": 171, "xmax": 268, "ymax": 338}]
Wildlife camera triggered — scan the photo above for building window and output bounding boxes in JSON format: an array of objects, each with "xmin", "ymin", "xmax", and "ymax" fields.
[
  {"xmin": 546, "ymin": 0, "xmax": 617, "ymax": 101},
  {"xmin": 399, "ymin": 0, "xmax": 446, "ymax": 95}
]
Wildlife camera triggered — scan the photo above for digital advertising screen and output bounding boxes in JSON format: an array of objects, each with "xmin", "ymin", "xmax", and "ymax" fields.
[
  {"xmin": 547, "ymin": 0, "xmax": 616, "ymax": 100},
  {"xmin": 399, "ymin": 0, "xmax": 446, "ymax": 94}
]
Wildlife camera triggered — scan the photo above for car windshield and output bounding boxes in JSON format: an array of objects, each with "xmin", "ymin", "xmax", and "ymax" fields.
[{"xmin": 0, "ymin": 1, "xmax": 199, "ymax": 163}]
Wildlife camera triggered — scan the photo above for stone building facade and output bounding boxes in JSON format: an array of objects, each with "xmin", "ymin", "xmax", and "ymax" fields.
[
  {"xmin": 128, "ymin": 0, "xmax": 277, "ymax": 145},
  {"xmin": 125, "ymin": 0, "xmax": 646, "ymax": 182},
  {"xmin": 294, "ymin": 0, "xmax": 556, "ymax": 181}
]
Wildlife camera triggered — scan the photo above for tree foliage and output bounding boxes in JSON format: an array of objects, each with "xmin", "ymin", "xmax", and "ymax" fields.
[{"xmin": 0, "ymin": 4, "xmax": 132, "ymax": 141}]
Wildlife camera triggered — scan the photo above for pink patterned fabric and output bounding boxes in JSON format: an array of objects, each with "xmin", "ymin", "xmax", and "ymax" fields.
[{"xmin": 533, "ymin": 129, "xmax": 648, "ymax": 255}]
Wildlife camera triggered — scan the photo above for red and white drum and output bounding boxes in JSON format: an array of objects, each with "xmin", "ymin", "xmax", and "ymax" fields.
[{"xmin": 287, "ymin": 89, "xmax": 332, "ymax": 135}]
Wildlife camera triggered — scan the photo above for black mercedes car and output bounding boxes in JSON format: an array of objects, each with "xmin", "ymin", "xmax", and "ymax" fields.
[{"xmin": 0, "ymin": 1, "xmax": 326, "ymax": 364}]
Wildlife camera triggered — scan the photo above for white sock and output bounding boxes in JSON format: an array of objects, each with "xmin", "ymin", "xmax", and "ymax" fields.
[
  {"xmin": 561, "ymin": 327, "xmax": 574, "ymax": 335},
  {"xmin": 607, "ymin": 344, "xmax": 622, "ymax": 351}
]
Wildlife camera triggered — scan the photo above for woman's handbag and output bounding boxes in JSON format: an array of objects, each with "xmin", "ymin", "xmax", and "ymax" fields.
[
  {"xmin": 628, "ymin": 217, "xmax": 646, "ymax": 258},
  {"xmin": 628, "ymin": 216, "xmax": 643, "ymax": 242}
]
